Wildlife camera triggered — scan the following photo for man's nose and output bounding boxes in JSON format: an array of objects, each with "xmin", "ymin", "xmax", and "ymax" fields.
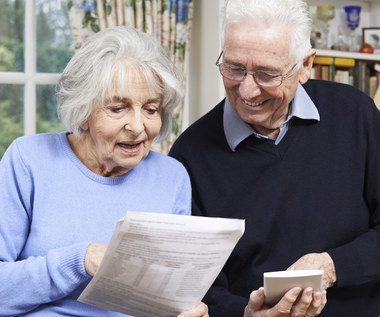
[{"xmin": 239, "ymin": 73, "xmax": 262, "ymax": 100}]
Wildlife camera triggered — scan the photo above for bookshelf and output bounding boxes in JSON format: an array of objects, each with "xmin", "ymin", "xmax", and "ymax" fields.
[
  {"xmin": 312, "ymin": 49, "xmax": 380, "ymax": 100},
  {"xmin": 309, "ymin": 0, "xmax": 380, "ymax": 106},
  {"xmin": 316, "ymin": 49, "xmax": 380, "ymax": 62}
]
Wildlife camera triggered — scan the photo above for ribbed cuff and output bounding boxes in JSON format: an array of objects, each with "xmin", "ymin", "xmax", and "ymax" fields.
[{"xmin": 47, "ymin": 241, "xmax": 92, "ymax": 292}]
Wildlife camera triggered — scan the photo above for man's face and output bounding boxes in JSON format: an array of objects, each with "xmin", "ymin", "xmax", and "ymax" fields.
[{"xmin": 222, "ymin": 23, "xmax": 311, "ymax": 137}]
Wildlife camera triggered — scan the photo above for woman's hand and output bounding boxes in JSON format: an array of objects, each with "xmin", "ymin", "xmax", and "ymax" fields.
[
  {"xmin": 84, "ymin": 245, "xmax": 208, "ymax": 317},
  {"xmin": 84, "ymin": 243, "xmax": 107, "ymax": 276},
  {"xmin": 178, "ymin": 302, "xmax": 209, "ymax": 317},
  {"xmin": 244, "ymin": 287, "xmax": 327, "ymax": 317}
]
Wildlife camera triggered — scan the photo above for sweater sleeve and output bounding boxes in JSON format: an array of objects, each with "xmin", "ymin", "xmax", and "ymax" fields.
[
  {"xmin": 0, "ymin": 141, "xmax": 91, "ymax": 316},
  {"xmin": 327, "ymin": 102, "xmax": 380, "ymax": 288}
]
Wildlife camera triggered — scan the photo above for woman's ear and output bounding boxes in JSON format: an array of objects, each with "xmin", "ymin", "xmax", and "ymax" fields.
[
  {"xmin": 299, "ymin": 48, "xmax": 316, "ymax": 84},
  {"xmin": 81, "ymin": 121, "xmax": 89, "ymax": 131}
]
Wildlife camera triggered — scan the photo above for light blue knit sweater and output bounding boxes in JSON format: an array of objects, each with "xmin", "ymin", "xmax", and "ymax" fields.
[{"xmin": 0, "ymin": 132, "xmax": 191, "ymax": 316}]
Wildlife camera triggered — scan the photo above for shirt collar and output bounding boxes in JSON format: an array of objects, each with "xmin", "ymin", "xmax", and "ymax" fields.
[{"xmin": 223, "ymin": 83, "xmax": 320, "ymax": 151}]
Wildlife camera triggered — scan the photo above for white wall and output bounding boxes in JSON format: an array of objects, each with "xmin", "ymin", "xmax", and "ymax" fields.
[
  {"xmin": 186, "ymin": 0, "xmax": 224, "ymax": 126},
  {"xmin": 371, "ymin": 1, "xmax": 380, "ymax": 25}
]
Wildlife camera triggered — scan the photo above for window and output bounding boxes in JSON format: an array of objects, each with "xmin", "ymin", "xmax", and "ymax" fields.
[{"xmin": 0, "ymin": 0, "xmax": 74, "ymax": 158}]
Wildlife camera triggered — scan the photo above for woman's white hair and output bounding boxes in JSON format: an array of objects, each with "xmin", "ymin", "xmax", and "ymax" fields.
[
  {"xmin": 56, "ymin": 26, "xmax": 183, "ymax": 143},
  {"xmin": 221, "ymin": 0, "xmax": 312, "ymax": 64}
]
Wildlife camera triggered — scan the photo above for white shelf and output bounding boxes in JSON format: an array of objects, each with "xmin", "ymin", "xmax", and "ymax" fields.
[{"xmin": 316, "ymin": 49, "xmax": 380, "ymax": 62}]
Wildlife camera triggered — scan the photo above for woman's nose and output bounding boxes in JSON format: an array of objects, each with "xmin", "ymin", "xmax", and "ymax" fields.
[{"xmin": 125, "ymin": 111, "xmax": 144, "ymax": 135}]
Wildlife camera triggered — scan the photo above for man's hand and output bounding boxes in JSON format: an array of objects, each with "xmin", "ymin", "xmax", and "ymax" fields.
[
  {"xmin": 244, "ymin": 287, "xmax": 327, "ymax": 317},
  {"xmin": 286, "ymin": 252, "xmax": 337, "ymax": 289}
]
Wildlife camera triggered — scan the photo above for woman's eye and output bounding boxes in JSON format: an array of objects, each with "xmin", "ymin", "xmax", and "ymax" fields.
[
  {"xmin": 109, "ymin": 105, "xmax": 125, "ymax": 113},
  {"xmin": 103, "ymin": 104, "xmax": 128, "ymax": 117},
  {"xmin": 146, "ymin": 107, "xmax": 159, "ymax": 115}
]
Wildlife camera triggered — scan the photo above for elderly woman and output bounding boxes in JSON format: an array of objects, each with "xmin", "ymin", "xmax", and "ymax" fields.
[{"xmin": 0, "ymin": 26, "xmax": 207, "ymax": 317}]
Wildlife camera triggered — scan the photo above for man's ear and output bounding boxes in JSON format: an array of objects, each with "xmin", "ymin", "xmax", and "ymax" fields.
[{"xmin": 299, "ymin": 48, "xmax": 316, "ymax": 84}]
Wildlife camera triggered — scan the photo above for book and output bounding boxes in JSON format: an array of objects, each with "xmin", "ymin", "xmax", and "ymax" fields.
[
  {"xmin": 374, "ymin": 85, "xmax": 380, "ymax": 110},
  {"xmin": 313, "ymin": 56, "xmax": 356, "ymax": 85},
  {"xmin": 369, "ymin": 75, "xmax": 378, "ymax": 98},
  {"xmin": 312, "ymin": 64, "xmax": 322, "ymax": 80},
  {"xmin": 321, "ymin": 65, "xmax": 330, "ymax": 81},
  {"xmin": 264, "ymin": 270, "xmax": 323, "ymax": 306}
]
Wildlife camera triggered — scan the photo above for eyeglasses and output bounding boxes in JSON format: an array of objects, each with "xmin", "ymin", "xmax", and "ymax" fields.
[{"xmin": 216, "ymin": 51, "xmax": 298, "ymax": 87}]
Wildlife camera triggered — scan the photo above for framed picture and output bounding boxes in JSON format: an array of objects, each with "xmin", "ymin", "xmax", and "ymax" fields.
[{"xmin": 362, "ymin": 27, "xmax": 380, "ymax": 53}]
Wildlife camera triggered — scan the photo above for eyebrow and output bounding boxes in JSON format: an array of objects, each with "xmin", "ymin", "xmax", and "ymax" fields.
[
  {"xmin": 107, "ymin": 96, "xmax": 162, "ymax": 104},
  {"xmin": 223, "ymin": 60, "xmax": 246, "ymax": 68},
  {"xmin": 223, "ymin": 60, "xmax": 283, "ymax": 73}
]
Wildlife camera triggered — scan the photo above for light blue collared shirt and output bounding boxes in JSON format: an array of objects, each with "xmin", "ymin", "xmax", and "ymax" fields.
[{"xmin": 223, "ymin": 83, "xmax": 320, "ymax": 151}]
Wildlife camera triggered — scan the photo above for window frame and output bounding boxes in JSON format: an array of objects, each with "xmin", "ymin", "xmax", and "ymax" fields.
[{"xmin": 0, "ymin": 0, "xmax": 61, "ymax": 135}]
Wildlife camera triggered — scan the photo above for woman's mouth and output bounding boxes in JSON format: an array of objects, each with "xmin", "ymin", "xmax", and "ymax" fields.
[{"xmin": 118, "ymin": 141, "xmax": 142, "ymax": 153}]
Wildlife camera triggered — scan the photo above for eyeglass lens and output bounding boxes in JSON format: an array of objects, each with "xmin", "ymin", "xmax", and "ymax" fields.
[{"xmin": 219, "ymin": 64, "xmax": 283, "ymax": 86}]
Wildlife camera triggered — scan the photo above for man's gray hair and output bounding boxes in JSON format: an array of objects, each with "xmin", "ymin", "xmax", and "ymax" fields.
[
  {"xmin": 221, "ymin": 0, "xmax": 313, "ymax": 63},
  {"xmin": 56, "ymin": 26, "xmax": 183, "ymax": 143}
]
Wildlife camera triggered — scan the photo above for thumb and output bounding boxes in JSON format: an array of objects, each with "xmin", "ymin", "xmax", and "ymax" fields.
[{"xmin": 249, "ymin": 287, "xmax": 265, "ymax": 311}]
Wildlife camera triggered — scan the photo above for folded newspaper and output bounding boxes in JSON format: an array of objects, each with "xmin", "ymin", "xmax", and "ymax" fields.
[{"xmin": 78, "ymin": 211, "xmax": 245, "ymax": 317}]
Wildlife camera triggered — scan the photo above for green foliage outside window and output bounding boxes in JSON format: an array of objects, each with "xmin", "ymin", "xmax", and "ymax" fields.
[
  {"xmin": 0, "ymin": 39, "xmax": 74, "ymax": 158},
  {"xmin": 0, "ymin": 0, "xmax": 74, "ymax": 159}
]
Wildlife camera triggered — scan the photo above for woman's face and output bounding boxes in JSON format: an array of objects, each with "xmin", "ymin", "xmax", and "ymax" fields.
[{"xmin": 81, "ymin": 71, "xmax": 162, "ymax": 177}]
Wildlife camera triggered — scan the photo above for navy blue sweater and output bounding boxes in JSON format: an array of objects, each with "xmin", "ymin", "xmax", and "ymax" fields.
[{"xmin": 169, "ymin": 80, "xmax": 380, "ymax": 317}]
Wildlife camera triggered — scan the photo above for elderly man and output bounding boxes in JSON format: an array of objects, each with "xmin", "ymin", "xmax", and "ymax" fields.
[{"xmin": 169, "ymin": 0, "xmax": 380, "ymax": 316}]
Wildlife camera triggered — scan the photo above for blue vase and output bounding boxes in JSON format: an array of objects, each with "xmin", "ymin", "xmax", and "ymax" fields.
[{"xmin": 344, "ymin": 6, "xmax": 361, "ymax": 30}]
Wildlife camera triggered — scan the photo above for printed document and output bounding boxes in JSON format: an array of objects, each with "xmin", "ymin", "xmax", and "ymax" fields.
[{"xmin": 78, "ymin": 211, "xmax": 245, "ymax": 317}]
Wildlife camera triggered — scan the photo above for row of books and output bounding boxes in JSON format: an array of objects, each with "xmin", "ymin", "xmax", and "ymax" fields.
[{"xmin": 311, "ymin": 56, "xmax": 380, "ymax": 99}]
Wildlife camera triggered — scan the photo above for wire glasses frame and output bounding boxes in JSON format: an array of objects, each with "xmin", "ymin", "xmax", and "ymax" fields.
[{"xmin": 216, "ymin": 51, "xmax": 298, "ymax": 87}]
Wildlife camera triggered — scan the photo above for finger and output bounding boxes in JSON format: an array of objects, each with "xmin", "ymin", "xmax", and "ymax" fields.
[
  {"xmin": 316, "ymin": 291, "xmax": 327, "ymax": 315},
  {"xmin": 291, "ymin": 287, "xmax": 313, "ymax": 316},
  {"xmin": 249, "ymin": 287, "xmax": 265, "ymax": 311},
  {"xmin": 274, "ymin": 287, "xmax": 302, "ymax": 315},
  {"xmin": 178, "ymin": 302, "xmax": 209, "ymax": 317},
  {"xmin": 303, "ymin": 291, "xmax": 322, "ymax": 317},
  {"xmin": 244, "ymin": 287, "xmax": 266, "ymax": 317}
]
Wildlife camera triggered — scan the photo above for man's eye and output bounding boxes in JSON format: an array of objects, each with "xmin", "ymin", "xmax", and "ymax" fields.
[
  {"xmin": 230, "ymin": 66, "xmax": 245, "ymax": 72},
  {"xmin": 258, "ymin": 72, "xmax": 276, "ymax": 79},
  {"xmin": 259, "ymin": 70, "xmax": 280, "ymax": 77}
]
